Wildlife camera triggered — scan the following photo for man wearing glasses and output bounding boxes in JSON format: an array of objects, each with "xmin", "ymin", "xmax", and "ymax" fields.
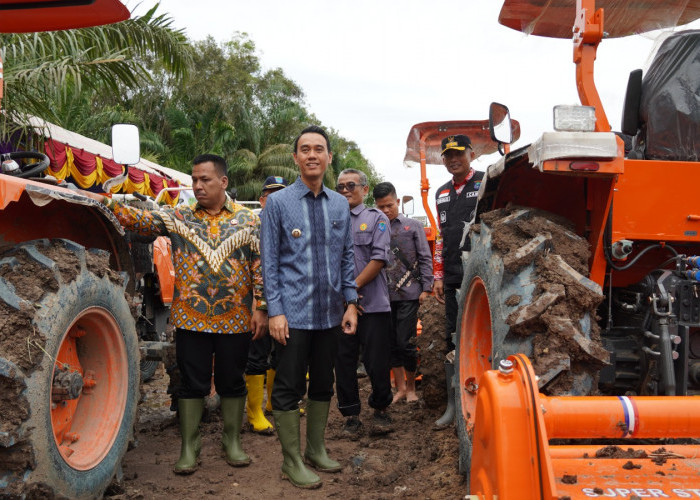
[
  {"xmin": 261, "ymin": 126, "xmax": 357, "ymax": 489},
  {"xmin": 334, "ymin": 169, "xmax": 393, "ymax": 438}
]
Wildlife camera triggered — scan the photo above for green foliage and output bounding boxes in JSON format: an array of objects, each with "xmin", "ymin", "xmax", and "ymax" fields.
[
  {"xmin": 0, "ymin": 3, "xmax": 192, "ymax": 141},
  {"xmin": 1, "ymin": 7, "xmax": 379, "ymax": 201}
]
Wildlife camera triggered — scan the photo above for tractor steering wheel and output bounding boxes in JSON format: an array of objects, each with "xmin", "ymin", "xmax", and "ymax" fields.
[{"xmin": 1, "ymin": 152, "xmax": 51, "ymax": 179}]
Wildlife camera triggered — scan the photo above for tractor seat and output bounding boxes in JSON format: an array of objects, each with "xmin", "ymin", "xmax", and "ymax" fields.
[{"xmin": 622, "ymin": 30, "xmax": 700, "ymax": 161}]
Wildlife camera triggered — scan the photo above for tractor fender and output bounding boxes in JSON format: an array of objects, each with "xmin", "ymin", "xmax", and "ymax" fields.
[{"xmin": 0, "ymin": 176, "xmax": 134, "ymax": 293}]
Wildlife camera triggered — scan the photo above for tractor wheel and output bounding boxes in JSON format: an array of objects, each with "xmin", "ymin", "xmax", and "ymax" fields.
[
  {"xmin": 453, "ymin": 207, "xmax": 607, "ymax": 486},
  {"xmin": 0, "ymin": 239, "xmax": 139, "ymax": 499}
]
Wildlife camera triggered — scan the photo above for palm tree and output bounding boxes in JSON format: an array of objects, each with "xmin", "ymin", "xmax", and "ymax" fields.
[
  {"xmin": 0, "ymin": 4, "xmax": 192, "ymax": 141},
  {"xmin": 229, "ymin": 144, "xmax": 299, "ymax": 201}
]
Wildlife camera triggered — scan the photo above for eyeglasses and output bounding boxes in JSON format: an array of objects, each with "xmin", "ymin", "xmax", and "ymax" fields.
[{"xmin": 336, "ymin": 182, "xmax": 364, "ymax": 192}]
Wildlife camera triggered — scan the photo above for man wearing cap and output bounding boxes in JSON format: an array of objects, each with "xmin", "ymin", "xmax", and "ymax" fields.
[
  {"xmin": 433, "ymin": 135, "xmax": 483, "ymax": 429},
  {"xmin": 244, "ymin": 176, "xmax": 288, "ymax": 435},
  {"xmin": 335, "ymin": 168, "xmax": 394, "ymax": 438}
]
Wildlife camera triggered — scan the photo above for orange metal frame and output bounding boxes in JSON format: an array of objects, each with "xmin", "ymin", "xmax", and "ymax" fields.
[
  {"xmin": 481, "ymin": 0, "xmax": 700, "ymax": 289},
  {"xmin": 460, "ymin": 1, "xmax": 700, "ymax": 495},
  {"xmin": 469, "ymin": 355, "xmax": 700, "ymax": 499}
]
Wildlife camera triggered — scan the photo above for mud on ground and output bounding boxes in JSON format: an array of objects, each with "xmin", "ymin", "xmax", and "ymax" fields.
[
  {"xmin": 109, "ymin": 367, "xmax": 462, "ymax": 499},
  {"xmin": 416, "ymin": 296, "xmax": 448, "ymax": 409}
]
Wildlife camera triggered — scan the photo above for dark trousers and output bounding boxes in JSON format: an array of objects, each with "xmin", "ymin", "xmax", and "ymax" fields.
[
  {"xmin": 175, "ymin": 328, "xmax": 251, "ymax": 399},
  {"xmin": 271, "ymin": 327, "xmax": 338, "ymax": 411},
  {"xmin": 390, "ymin": 300, "xmax": 419, "ymax": 372},
  {"xmin": 245, "ymin": 335, "xmax": 278, "ymax": 375},
  {"xmin": 335, "ymin": 312, "xmax": 392, "ymax": 417},
  {"xmin": 445, "ymin": 284, "xmax": 459, "ymax": 352}
]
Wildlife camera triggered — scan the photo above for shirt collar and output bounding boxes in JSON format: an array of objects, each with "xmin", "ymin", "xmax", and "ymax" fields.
[
  {"xmin": 195, "ymin": 196, "xmax": 236, "ymax": 214},
  {"xmin": 452, "ymin": 168, "xmax": 475, "ymax": 189},
  {"xmin": 350, "ymin": 203, "xmax": 365, "ymax": 215},
  {"xmin": 292, "ymin": 176, "xmax": 330, "ymax": 199},
  {"xmin": 393, "ymin": 213, "xmax": 407, "ymax": 224}
]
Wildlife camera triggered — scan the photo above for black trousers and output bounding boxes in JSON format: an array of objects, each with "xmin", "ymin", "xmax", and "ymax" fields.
[
  {"xmin": 444, "ymin": 284, "xmax": 459, "ymax": 352},
  {"xmin": 271, "ymin": 327, "xmax": 338, "ymax": 411},
  {"xmin": 175, "ymin": 328, "xmax": 251, "ymax": 399},
  {"xmin": 245, "ymin": 335, "xmax": 278, "ymax": 375},
  {"xmin": 390, "ymin": 300, "xmax": 419, "ymax": 372},
  {"xmin": 335, "ymin": 312, "xmax": 392, "ymax": 417}
]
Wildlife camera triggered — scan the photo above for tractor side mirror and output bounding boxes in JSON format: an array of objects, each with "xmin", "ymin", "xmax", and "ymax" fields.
[
  {"xmin": 401, "ymin": 195, "xmax": 414, "ymax": 216},
  {"xmin": 489, "ymin": 102, "xmax": 513, "ymax": 147},
  {"xmin": 111, "ymin": 124, "xmax": 140, "ymax": 165}
]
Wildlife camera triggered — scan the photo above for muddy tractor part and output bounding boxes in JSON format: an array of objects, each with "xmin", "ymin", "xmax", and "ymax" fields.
[
  {"xmin": 405, "ymin": 0, "xmax": 700, "ymax": 496},
  {"xmin": 0, "ymin": 2, "xmax": 168, "ymax": 498}
]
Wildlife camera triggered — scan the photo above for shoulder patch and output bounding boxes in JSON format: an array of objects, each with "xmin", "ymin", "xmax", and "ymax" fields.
[{"xmin": 378, "ymin": 220, "xmax": 387, "ymax": 232}]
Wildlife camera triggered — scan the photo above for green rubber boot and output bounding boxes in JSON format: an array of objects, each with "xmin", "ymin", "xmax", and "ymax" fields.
[
  {"xmin": 304, "ymin": 400, "xmax": 341, "ymax": 472},
  {"xmin": 273, "ymin": 409, "xmax": 322, "ymax": 489},
  {"xmin": 220, "ymin": 397, "xmax": 251, "ymax": 467},
  {"xmin": 173, "ymin": 398, "xmax": 204, "ymax": 475}
]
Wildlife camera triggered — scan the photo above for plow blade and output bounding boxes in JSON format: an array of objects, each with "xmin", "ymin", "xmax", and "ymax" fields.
[{"xmin": 468, "ymin": 354, "xmax": 700, "ymax": 499}]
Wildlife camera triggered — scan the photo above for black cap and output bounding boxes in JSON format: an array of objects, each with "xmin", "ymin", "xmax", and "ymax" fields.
[
  {"xmin": 262, "ymin": 175, "xmax": 288, "ymax": 192},
  {"xmin": 440, "ymin": 135, "xmax": 472, "ymax": 155}
]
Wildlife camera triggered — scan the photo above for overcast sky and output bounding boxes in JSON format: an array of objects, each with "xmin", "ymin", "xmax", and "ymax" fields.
[{"xmin": 138, "ymin": 1, "xmax": 699, "ymax": 214}]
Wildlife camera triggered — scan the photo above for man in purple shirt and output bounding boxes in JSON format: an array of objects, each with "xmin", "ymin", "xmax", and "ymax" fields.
[
  {"xmin": 374, "ymin": 182, "xmax": 433, "ymax": 403},
  {"xmin": 335, "ymin": 168, "xmax": 394, "ymax": 438}
]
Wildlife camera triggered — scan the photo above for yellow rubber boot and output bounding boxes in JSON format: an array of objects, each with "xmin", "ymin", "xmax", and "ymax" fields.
[
  {"xmin": 245, "ymin": 374, "xmax": 274, "ymax": 435},
  {"xmin": 265, "ymin": 369, "xmax": 275, "ymax": 413}
]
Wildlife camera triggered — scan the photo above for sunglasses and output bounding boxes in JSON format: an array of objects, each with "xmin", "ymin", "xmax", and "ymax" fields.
[{"xmin": 336, "ymin": 182, "xmax": 364, "ymax": 192}]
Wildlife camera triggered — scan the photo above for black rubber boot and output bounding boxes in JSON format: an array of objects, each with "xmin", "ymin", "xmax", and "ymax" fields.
[
  {"xmin": 434, "ymin": 361, "xmax": 455, "ymax": 430},
  {"xmin": 173, "ymin": 398, "xmax": 204, "ymax": 475},
  {"xmin": 273, "ymin": 409, "xmax": 322, "ymax": 489},
  {"xmin": 304, "ymin": 400, "xmax": 341, "ymax": 472},
  {"xmin": 221, "ymin": 397, "xmax": 251, "ymax": 466}
]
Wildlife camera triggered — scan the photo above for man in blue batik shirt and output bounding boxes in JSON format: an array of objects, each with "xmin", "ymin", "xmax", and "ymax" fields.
[{"xmin": 261, "ymin": 125, "xmax": 358, "ymax": 490}]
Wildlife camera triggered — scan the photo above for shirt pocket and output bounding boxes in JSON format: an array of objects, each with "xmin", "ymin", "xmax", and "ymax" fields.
[
  {"xmin": 354, "ymin": 231, "xmax": 373, "ymax": 246},
  {"xmin": 329, "ymin": 219, "xmax": 345, "ymax": 238}
]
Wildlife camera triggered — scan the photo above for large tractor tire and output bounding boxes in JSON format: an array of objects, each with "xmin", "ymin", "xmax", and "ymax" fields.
[
  {"xmin": 453, "ymin": 208, "xmax": 608, "ymax": 486},
  {"xmin": 0, "ymin": 239, "xmax": 139, "ymax": 499}
]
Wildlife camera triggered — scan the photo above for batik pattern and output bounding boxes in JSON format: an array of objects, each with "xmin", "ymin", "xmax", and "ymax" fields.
[{"xmin": 107, "ymin": 197, "xmax": 265, "ymax": 334}]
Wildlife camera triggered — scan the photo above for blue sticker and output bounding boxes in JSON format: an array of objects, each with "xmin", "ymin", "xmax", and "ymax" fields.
[
  {"xmin": 473, "ymin": 181, "xmax": 481, "ymax": 190},
  {"xmin": 378, "ymin": 221, "xmax": 387, "ymax": 232}
]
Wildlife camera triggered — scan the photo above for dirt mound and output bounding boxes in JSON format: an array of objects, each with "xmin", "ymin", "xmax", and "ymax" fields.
[
  {"xmin": 594, "ymin": 445, "xmax": 648, "ymax": 459},
  {"xmin": 416, "ymin": 296, "xmax": 447, "ymax": 409}
]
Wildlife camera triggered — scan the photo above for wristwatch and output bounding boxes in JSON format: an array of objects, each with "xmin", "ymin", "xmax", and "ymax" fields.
[{"xmin": 346, "ymin": 298, "xmax": 358, "ymax": 307}]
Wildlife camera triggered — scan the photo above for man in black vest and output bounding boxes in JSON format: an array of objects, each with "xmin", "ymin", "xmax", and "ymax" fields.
[{"xmin": 433, "ymin": 134, "xmax": 483, "ymax": 429}]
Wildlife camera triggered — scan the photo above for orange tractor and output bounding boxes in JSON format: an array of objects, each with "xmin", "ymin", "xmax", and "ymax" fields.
[
  {"xmin": 427, "ymin": 0, "xmax": 700, "ymax": 497},
  {"xmin": 0, "ymin": 2, "xmax": 182, "ymax": 498}
]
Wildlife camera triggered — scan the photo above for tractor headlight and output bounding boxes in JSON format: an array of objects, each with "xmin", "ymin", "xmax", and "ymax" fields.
[{"xmin": 553, "ymin": 105, "xmax": 596, "ymax": 132}]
